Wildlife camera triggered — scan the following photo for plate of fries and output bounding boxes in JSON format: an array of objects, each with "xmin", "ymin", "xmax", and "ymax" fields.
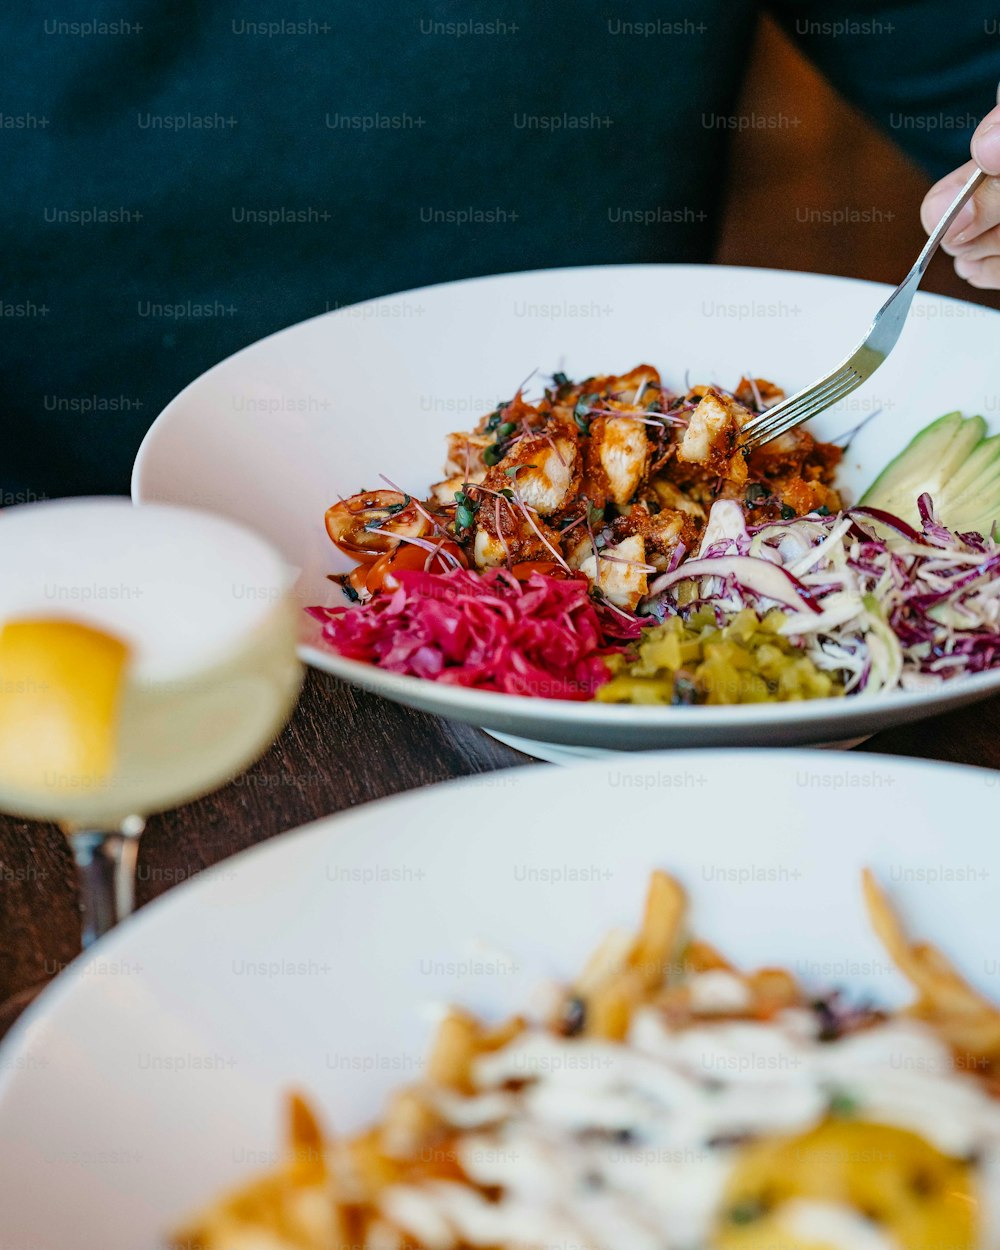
[{"xmin": 0, "ymin": 750, "xmax": 998, "ymax": 1248}]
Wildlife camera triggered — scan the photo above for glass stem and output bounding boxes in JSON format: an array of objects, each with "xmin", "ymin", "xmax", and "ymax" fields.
[{"xmin": 69, "ymin": 819, "xmax": 144, "ymax": 948}]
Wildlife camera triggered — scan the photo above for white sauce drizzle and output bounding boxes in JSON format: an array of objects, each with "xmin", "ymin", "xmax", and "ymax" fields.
[
  {"xmin": 687, "ymin": 970, "xmax": 754, "ymax": 1014},
  {"xmin": 779, "ymin": 1198, "xmax": 899, "ymax": 1250},
  {"xmin": 380, "ymin": 1005, "xmax": 1000, "ymax": 1249}
]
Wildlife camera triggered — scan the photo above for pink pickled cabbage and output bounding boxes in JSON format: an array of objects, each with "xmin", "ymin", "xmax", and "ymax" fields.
[{"xmin": 308, "ymin": 569, "xmax": 638, "ymax": 699}]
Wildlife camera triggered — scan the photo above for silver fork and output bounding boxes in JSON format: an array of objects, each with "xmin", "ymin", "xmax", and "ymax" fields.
[{"xmin": 739, "ymin": 166, "xmax": 988, "ymax": 452}]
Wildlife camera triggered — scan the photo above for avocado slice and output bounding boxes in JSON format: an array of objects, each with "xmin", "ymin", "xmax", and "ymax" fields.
[
  {"xmin": 943, "ymin": 433, "xmax": 1000, "ymax": 534},
  {"xmin": 860, "ymin": 412, "xmax": 1000, "ymax": 535}
]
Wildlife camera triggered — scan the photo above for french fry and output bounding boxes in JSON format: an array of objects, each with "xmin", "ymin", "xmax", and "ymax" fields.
[
  {"xmin": 864, "ymin": 868, "xmax": 1000, "ymax": 1070},
  {"xmin": 912, "ymin": 942, "xmax": 994, "ymax": 1014},
  {"xmin": 862, "ymin": 868, "xmax": 926, "ymax": 985},
  {"xmin": 629, "ymin": 870, "xmax": 686, "ymax": 991},
  {"xmin": 174, "ymin": 1117, "xmax": 342, "ymax": 1250},
  {"xmin": 380, "ymin": 1086, "xmax": 439, "ymax": 1160},
  {"xmin": 584, "ymin": 966, "xmax": 646, "ymax": 1041},
  {"xmin": 427, "ymin": 1009, "xmax": 480, "ymax": 1092},
  {"xmin": 479, "ymin": 1013, "xmax": 526, "ymax": 1052},
  {"xmin": 748, "ymin": 967, "xmax": 800, "ymax": 1016},
  {"xmin": 574, "ymin": 927, "xmax": 634, "ymax": 997},
  {"xmin": 349, "ymin": 1126, "xmax": 405, "ymax": 1195},
  {"xmin": 287, "ymin": 1091, "xmax": 327, "ymax": 1183},
  {"xmin": 684, "ymin": 939, "xmax": 735, "ymax": 975}
]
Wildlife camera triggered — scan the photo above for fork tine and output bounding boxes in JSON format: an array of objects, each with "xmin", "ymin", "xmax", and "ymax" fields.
[
  {"xmin": 741, "ymin": 366, "xmax": 857, "ymax": 446},
  {"xmin": 742, "ymin": 366, "xmax": 855, "ymax": 434},
  {"xmin": 742, "ymin": 376, "xmax": 852, "ymax": 450},
  {"xmin": 744, "ymin": 369, "xmax": 862, "ymax": 451},
  {"xmin": 745, "ymin": 374, "xmax": 860, "ymax": 451}
]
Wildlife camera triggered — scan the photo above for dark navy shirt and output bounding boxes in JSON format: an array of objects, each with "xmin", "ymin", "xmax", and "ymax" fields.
[{"xmin": 4, "ymin": 0, "xmax": 998, "ymax": 499}]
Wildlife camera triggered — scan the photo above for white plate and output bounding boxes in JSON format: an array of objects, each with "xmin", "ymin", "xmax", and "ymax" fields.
[
  {"xmin": 0, "ymin": 750, "xmax": 997, "ymax": 1248},
  {"xmin": 484, "ymin": 728, "xmax": 872, "ymax": 762},
  {"xmin": 132, "ymin": 264, "xmax": 1000, "ymax": 749}
]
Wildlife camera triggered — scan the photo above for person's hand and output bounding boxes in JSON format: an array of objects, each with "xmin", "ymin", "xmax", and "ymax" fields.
[{"xmin": 921, "ymin": 95, "xmax": 1000, "ymax": 289}]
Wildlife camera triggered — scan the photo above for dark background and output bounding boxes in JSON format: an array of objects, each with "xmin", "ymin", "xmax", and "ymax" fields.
[{"xmin": 3, "ymin": 0, "xmax": 1000, "ymax": 500}]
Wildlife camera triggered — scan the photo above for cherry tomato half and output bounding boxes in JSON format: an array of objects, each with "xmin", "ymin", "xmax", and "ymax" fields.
[
  {"xmin": 346, "ymin": 564, "xmax": 370, "ymax": 599},
  {"xmin": 325, "ymin": 490, "xmax": 433, "ymax": 562},
  {"xmin": 366, "ymin": 540, "xmax": 468, "ymax": 594}
]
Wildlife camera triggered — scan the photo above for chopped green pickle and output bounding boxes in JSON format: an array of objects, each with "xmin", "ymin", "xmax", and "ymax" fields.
[{"xmin": 596, "ymin": 608, "xmax": 842, "ymax": 706}]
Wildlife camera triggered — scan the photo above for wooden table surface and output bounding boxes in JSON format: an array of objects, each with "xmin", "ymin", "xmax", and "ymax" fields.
[
  {"xmin": 2, "ymin": 19, "xmax": 1000, "ymax": 1038},
  {"xmin": 3, "ymin": 667, "xmax": 1000, "ymax": 1040}
]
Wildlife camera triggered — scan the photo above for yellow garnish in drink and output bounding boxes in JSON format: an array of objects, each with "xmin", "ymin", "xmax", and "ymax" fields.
[{"xmin": 0, "ymin": 619, "xmax": 130, "ymax": 795}]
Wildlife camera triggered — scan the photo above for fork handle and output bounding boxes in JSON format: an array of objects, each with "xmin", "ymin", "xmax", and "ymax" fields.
[{"xmin": 911, "ymin": 167, "xmax": 988, "ymax": 281}]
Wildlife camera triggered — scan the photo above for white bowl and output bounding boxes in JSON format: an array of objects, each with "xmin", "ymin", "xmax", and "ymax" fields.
[
  {"xmin": 0, "ymin": 750, "xmax": 997, "ymax": 1248},
  {"xmin": 132, "ymin": 264, "xmax": 1000, "ymax": 749}
]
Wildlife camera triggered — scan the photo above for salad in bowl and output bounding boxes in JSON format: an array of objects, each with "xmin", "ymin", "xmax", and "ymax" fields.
[{"xmin": 309, "ymin": 365, "xmax": 1000, "ymax": 707}]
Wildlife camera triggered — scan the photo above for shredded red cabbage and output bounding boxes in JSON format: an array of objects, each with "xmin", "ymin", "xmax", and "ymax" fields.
[
  {"xmin": 644, "ymin": 496, "xmax": 1000, "ymax": 694},
  {"xmin": 308, "ymin": 569, "xmax": 639, "ymax": 699},
  {"xmin": 311, "ymin": 495, "xmax": 1000, "ymax": 703}
]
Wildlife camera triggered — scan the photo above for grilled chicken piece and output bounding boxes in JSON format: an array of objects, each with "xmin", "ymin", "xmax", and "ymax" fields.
[
  {"xmin": 580, "ymin": 415, "xmax": 652, "ymax": 511},
  {"xmin": 557, "ymin": 364, "xmax": 661, "ymax": 408},
  {"xmin": 471, "ymin": 496, "xmax": 566, "ymax": 569},
  {"xmin": 766, "ymin": 471, "xmax": 842, "ymax": 518},
  {"xmin": 481, "ymin": 429, "xmax": 579, "ymax": 517},
  {"xmin": 733, "ymin": 375, "xmax": 785, "ymax": 411},
  {"xmin": 575, "ymin": 534, "xmax": 649, "ymax": 611},
  {"xmin": 677, "ymin": 388, "xmax": 752, "ymax": 484},
  {"xmin": 473, "ymin": 526, "xmax": 509, "ymax": 568},
  {"xmin": 565, "ymin": 532, "xmax": 594, "ymax": 571},
  {"xmin": 594, "ymin": 416, "xmax": 650, "ymax": 506},
  {"xmin": 443, "ymin": 433, "xmax": 494, "ymax": 478},
  {"xmin": 611, "ymin": 505, "xmax": 697, "ymax": 571},
  {"xmin": 748, "ymin": 426, "xmax": 814, "ymax": 472},
  {"xmin": 647, "ymin": 477, "xmax": 706, "ymax": 524},
  {"xmin": 429, "ymin": 470, "xmax": 485, "ymax": 507},
  {"xmin": 553, "ymin": 365, "xmax": 662, "ymax": 437},
  {"xmin": 746, "ymin": 429, "xmax": 844, "ymax": 517}
]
